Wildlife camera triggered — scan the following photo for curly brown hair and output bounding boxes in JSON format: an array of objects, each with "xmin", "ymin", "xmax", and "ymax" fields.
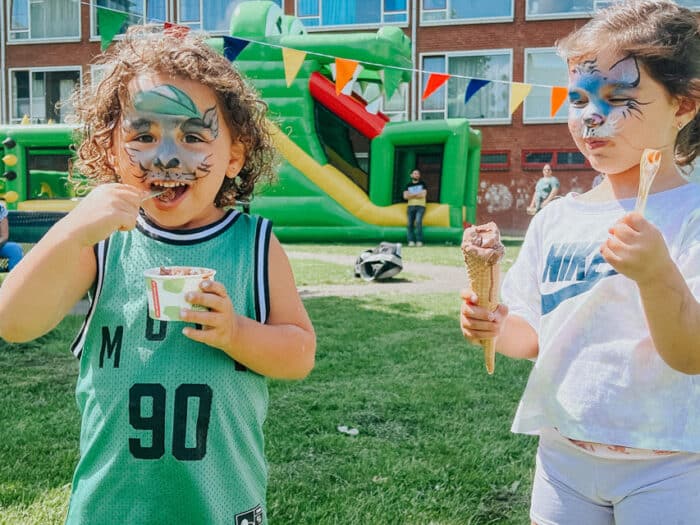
[
  {"xmin": 70, "ymin": 25, "xmax": 276, "ymax": 206},
  {"xmin": 556, "ymin": 0, "xmax": 700, "ymax": 168}
]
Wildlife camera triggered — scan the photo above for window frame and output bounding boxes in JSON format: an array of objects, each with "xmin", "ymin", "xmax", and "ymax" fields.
[
  {"xmin": 8, "ymin": 66, "xmax": 83, "ymax": 124},
  {"xmin": 523, "ymin": 46, "xmax": 569, "ymax": 124},
  {"xmin": 294, "ymin": 0, "xmax": 408, "ymax": 31},
  {"xmin": 524, "ymin": 0, "xmax": 594, "ymax": 21},
  {"xmin": 90, "ymin": 1, "xmax": 169, "ymax": 41},
  {"xmin": 521, "ymin": 148, "xmax": 591, "ymax": 171},
  {"xmin": 7, "ymin": 0, "xmax": 82, "ymax": 44},
  {"xmin": 419, "ymin": 48, "xmax": 513, "ymax": 125},
  {"xmin": 480, "ymin": 150, "xmax": 510, "ymax": 171},
  {"xmin": 420, "ymin": 0, "xmax": 514, "ymax": 26}
]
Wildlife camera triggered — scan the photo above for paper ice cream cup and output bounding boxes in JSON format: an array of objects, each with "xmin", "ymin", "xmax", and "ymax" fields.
[{"xmin": 144, "ymin": 266, "xmax": 216, "ymax": 321}]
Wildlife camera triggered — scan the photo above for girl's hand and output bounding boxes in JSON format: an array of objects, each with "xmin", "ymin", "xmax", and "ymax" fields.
[
  {"xmin": 180, "ymin": 280, "xmax": 240, "ymax": 351},
  {"xmin": 601, "ymin": 212, "xmax": 673, "ymax": 285},
  {"xmin": 66, "ymin": 183, "xmax": 144, "ymax": 247},
  {"xmin": 460, "ymin": 288, "xmax": 509, "ymax": 344}
]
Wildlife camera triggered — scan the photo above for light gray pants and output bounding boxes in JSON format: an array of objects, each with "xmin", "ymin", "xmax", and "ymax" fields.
[{"xmin": 531, "ymin": 429, "xmax": 700, "ymax": 525}]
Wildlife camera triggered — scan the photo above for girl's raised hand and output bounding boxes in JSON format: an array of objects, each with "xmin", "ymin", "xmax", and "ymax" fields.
[
  {"xmin": 460, "ymin": 288, "xmax": 509, "ymax": 345},
  {"xmin": 601, "ymin": 211, "xmax": 673, "ymax": 285},
  {"xmin": 180, "ymin": 280, "xmax": 240, "ymax": 351},
  {"xmin": 65, "ymin": 183, "xmax": 144, "ymax": 247}
]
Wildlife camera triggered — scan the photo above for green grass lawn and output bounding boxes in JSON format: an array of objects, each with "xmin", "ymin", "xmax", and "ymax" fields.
[{"xmin": 0, "ymin": 244, "xmax": 535, "ymax": 524}]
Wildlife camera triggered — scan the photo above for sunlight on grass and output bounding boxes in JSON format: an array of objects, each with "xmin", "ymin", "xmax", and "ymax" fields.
[{"xmin": 0, "ymin": 247, "xmax": 531, "ymax": 524}]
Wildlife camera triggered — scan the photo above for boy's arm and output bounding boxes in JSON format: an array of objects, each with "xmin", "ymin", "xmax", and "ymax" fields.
[
  {"xmin": 0, "ymin": 183, "xmax": 143, "ymax": 342},
  {"xmin": 0, "ymin": 222, "xmax": 96, "ymax": 342},
  {"xmin": 184, "ymin": 234, "xmax": 316, "ymax": 380},
  {"xmin": 497, "ymin": 314, "xmax": 539, "ymax": 359}
]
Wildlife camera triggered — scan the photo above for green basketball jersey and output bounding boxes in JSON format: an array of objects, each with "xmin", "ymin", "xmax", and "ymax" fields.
[{"xmin": 66, "ymin": 210, "xmax": 271, "ymax": 525}]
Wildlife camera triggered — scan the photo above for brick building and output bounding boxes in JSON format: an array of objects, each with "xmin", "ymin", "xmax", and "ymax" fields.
[{"xmin": 1, "ymin": 0, "xmax": 698, "ymax": 234}]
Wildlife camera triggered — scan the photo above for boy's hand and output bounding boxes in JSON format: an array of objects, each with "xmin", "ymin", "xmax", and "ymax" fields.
[
  {"xmin": 460, "ymin": 288, "xmax": 509, "ymax": 344},
  {"xmin": 180, "ymin": 280, "xmax": 240, "ymax": 351},
  {"xmin": 601, "ymin": 211, "xmax": 673, "ymax": 285},
  {"xmin": 67, "ymin": 183, "xmax": 143, "ymax": 246}
]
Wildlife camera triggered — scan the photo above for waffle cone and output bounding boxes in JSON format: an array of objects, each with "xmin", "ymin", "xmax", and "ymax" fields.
[{"xmin": 463, "ymin": 252, "xmax": 501, "ymax": 374}]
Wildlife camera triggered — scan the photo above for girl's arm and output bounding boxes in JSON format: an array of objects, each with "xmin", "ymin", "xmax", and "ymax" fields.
[
  {"xmin": 460, "ymin": 290, "xmax": 539, "ymax": 360},
  {"xmin": 603, "ymin": 212, "xmax": 700, "ymax": 374},
  {"xmin": 0, "ymin": 184, "xmax": 144, "ymax": 342},
  {"xmin": 182, "ymin": 234, "xmax": 316, "ymax": 380}
]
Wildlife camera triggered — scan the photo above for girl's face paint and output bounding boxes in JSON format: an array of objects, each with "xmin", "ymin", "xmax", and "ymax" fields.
[
  {"xmin": 113, "ymin": 73, "xmax": 245, "ymax": 230},
  {"xmin": 567, "ymin": 49, "xmax": 679, "ymax": 177}
]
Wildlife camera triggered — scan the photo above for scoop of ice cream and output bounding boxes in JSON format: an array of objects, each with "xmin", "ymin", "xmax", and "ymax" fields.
[{"xmin": 461, "ymin": 222, "xmax": 505, "ymax": 266}]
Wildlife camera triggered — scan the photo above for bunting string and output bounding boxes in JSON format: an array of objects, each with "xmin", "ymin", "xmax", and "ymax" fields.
[{"xmin": 90, "ymin": 2, "xmax": 569, "ymax": 115}]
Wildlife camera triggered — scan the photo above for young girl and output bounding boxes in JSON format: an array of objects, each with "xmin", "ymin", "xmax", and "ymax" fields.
[
  {"xmin": 460, "ymin": 1, "xmax": 700, "ymax": 524},
  {"xmin": 0, "ymin": 27, "xmax": 316, "ymax": 524}
]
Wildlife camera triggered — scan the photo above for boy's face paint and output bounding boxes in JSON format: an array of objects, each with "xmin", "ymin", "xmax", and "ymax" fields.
[
  {"xmin": 113, "ymin": 73, "xmax": 244, "ymax": 230},
  {"xmin": 122, "ymin": 84, "xmax": 219, "ymax": 183},
  {"xmin": 566, "ymin": 49, "xmax": 679, "ymax": 177}
]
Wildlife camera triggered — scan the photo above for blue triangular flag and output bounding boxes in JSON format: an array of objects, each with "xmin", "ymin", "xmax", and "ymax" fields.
[
  {"xmin": 464, "ymin": 79, "xmax": 490, "ymax": 104},
  {"xmin": 222, "ymin": 36, "xmax": 249, "ymax": 62}
]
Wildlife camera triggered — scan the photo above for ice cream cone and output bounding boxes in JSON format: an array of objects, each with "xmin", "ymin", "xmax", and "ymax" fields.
[{"xmin": 461, "ymin": 222, "xmax": 504, "ymax": 375}]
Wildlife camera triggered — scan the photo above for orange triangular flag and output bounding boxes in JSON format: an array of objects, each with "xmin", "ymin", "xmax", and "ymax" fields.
[
  {"xmin": 509, "ymin": 82, "xmax": 533, "ymax": 115},
  {"xmin": 550, "ymin": 86, "xmax": 568, "ymax": 117},
  {"xmin": 335, "ymin": 58, "xmax": 359, "ymax": 95},
  {"xmin": 422, "ymin": 73, "xmax": 450, "ymax": 100},
  {"xmin": 282, "ymin": 48, "xmax": 307, "ymax": 87}
]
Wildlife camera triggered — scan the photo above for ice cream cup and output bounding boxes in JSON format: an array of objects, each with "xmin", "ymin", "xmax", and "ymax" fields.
[{"xmin": 143, "ymin": 266, "xmax": 216, "ymax": 321}]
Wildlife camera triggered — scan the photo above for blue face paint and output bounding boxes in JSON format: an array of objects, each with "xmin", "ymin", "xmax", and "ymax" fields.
[{"xmin": 568, "ymin": 57, "xmax": 642, "ymax": 139}]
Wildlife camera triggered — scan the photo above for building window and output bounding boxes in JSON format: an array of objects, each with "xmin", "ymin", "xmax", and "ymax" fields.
[
  {"xmin": 381, "ymin": 84, "xmax": 408, "ymax": 122},
  {"xmin": 10, "ymin": 69, "xmax": 81, "ymax": 124},
  {"xmin": 296, "ymin": 0, "xmax": 407, "ymax": 28},
  {"xmin": 178, "ymin": 0, "xmax": 281, "ymax": 32},
  {"xmin": 525, "ymin": 0, "xmax": 698, "ymax": 18},
  {"xmin": 481, "ymin": 150, "xmax": 510, "ymax": 171},
  {"xmin": 92, "ymin": 1, "xmax": 167, "ymax": 38},
  {"xmin": 420, "ymin": 50, "xmax": 512, "ymax": 124},
  {"xmin": 421, "ymin": 0, "xmax": 514, "ymax": 24},
  {"xmin": 9, "ymin": 0, "xmax": 80, "ymax": 41},
  {"xmin": 523, "ymin": 48, "xmax": 568, "ymax": 123},
  {"xmin": 522, "ymin": 149, "xmax": 590, "ymax": 170}
]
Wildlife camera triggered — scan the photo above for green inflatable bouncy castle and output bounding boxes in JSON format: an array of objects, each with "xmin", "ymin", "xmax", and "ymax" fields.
[{"xmin": 0, "ymin": 0, "xmax": 481, "ymax": 243}]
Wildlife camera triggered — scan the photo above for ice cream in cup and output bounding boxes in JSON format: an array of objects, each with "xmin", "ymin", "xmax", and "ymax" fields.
[{"xmin": 144, "ymin": 266, "xmax": 216, "ymax": 321}]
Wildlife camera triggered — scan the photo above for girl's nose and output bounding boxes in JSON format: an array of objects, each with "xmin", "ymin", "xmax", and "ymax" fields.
[{"xmin": 583, "ymin": 112, "xmax": 605, "ymax": 128}]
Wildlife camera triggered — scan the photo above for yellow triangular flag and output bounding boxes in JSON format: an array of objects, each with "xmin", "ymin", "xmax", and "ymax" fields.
[
  {"xmin": 335, "ymin": 58, "xmax": 359, "ymax": 95},
  {"xmin": 282, "ymin": 48, "xmax": 307, "ymax": 87},
  {"xmin": 509, "ymin": 82, "xmax": 533, "ymax": 115}
]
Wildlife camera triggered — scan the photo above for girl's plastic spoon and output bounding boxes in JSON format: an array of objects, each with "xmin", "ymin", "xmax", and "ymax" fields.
[{"xmin": 141, "ymin": 189, "xmax": 167, "ymax": 203}]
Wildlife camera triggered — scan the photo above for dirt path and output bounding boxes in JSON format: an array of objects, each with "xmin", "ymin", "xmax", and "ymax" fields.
[{"xmin": 287, "ymin": 251, "xmax": 466, "ymax": 298}]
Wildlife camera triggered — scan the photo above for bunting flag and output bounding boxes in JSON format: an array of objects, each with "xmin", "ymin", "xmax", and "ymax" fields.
[
  {"xmin": 509, "ymin": 82, "xmax": 533, "ymax": 115},
  {"xmin": 463, "ymin": 79, "xmax": 490, "ymax": 105},
  {"xmin": 97, "ymin": 7, "xmax": 129, "ymax": 51},
  {"xmin": 335, "ymin": 58, "xmax": 359, "ymax": 95},
  {"xmin": 381, "ymin": 68, "xmax": 404, "ymax": 100},
  {"xmin": 222, "ymin": 36, "xmax": 249, "ymax": 62},
  {"xmin": 422, "ymin": 73, "xmax": 450, "ymax": 101},
  {"xmin": 550, "ymin": 86, "xmax": 568, "ymax": 117},
  {"xmin": 282, "ymin": 48, "xmax": 307, "ymax": 87},
  {"xmin": 164, "ymin": 22, "xmax": 190, "ymax": 38}
]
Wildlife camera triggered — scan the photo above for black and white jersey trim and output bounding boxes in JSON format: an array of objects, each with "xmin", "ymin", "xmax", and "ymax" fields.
[
  {"xmin": 70, "ymin": 239, "xmax": 109, "ymax": 359},
  {"xmin": 254, "ymin": 218, "xmax": 272, "ymax": 324},
  {"xmin": 136, "ymin": 209, "xmax": 241, "ymax": 245}
]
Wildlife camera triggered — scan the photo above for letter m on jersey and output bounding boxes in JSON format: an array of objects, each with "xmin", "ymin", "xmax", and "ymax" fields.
[{"xmin": 100, "ymin": 326, "xmax": 123, "ymax": 368}]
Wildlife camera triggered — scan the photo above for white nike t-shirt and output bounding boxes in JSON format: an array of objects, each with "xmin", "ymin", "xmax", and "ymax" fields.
[{"xmin": 502, "ymin": 182, "xmax": 700, "ymax": 453}]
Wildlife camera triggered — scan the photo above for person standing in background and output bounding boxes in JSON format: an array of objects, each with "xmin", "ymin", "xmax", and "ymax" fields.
[
  {"xmin": 527, "ymin": 164, "xmax": 560, "ymax": 215},
  {"xmin": 403, "ymin": 169, "xmax": 427, "ymax": 246}
]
